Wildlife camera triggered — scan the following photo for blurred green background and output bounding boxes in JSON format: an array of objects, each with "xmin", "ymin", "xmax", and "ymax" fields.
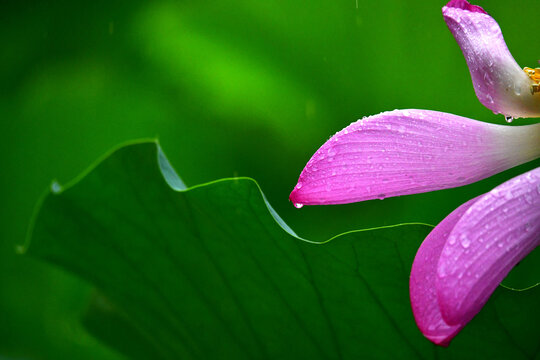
[{"xmin": 1, "ymin": 0, "xmax": 538, "ymax": 358}]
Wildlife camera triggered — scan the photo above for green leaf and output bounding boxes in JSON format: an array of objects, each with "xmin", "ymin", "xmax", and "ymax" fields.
[
  {"xmin": 24, "ymin": 141, "xmax": 540, "ymax": 359},
  {"xmin": 82, "ymin": 291, "xmax": 159, "ymax": 360}
]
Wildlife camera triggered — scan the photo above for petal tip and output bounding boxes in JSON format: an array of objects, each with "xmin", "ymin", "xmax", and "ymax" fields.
[
  {"xmin": 289, "ymin": 185, "xmax": 307, "ymax": 208},
  {"xmin": 425, "ymin": 334, "xmax": 453, "ymax": 347},
  {"xmin": 289, "ymin": 188, "xmax": 299, "ymax": 203},
  {"xmin": 443, "ymin": 0, "xmax": 487, "ymax": 14}
]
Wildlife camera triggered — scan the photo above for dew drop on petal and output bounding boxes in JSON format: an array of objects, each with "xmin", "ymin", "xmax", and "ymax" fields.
[
  {"xmin": 504, "ymin": 115, "xmax": 513, "ymax": 123},
  {"xmin": 294, "ymin": 203, "xmax": 304, "ymax": 209}
]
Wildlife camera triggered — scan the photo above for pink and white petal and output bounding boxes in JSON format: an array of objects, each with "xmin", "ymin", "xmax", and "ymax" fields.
[
  {"xmin": 410, "ymin": 197, "xmax": 480, "ymax": 346},
  {"xmin": 289, "ymin": 109, "xmax": 540, "ymax": 206},
  {"xmin": 436, "ymin": 167, "xmax": 540, "ymax": 326},
  {"xmin": 443, "ymin": 0, "xmax": 540, "ymax": 118}
]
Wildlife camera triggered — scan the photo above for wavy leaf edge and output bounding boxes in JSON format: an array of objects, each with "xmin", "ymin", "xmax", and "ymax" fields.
[{"xmin": 19, "ymin": 138, "xmax": 538, "ymax": 292}]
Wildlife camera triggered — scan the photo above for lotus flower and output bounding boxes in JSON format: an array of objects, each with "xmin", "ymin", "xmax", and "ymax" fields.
[{"xmin": 289, "ymin": 0, "xmax": 540, "ymax": 346}]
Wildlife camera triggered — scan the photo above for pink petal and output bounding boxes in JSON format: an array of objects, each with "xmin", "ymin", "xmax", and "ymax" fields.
[
  {"xmin": 410, "ymin": 197, "xmax": 480, "ymax": 346},
  {"xmin": 289, "ymin": 109, "xmax": 540, "ymax": 206},
  {"xmin": 445, "ymin": 0, "xmax": 486, "ymax": 14},
  {"xmin": 436, "ymin": 167, "xmax": 540, "ymax": 326},
  {"xmin": 443, "ymin": 0, "xmax": 540, "ymax": 118}
]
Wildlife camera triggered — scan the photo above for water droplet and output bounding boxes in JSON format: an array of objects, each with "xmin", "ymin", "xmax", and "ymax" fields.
[
  {"xmin": 438, "ymin": 266, "xmax": 446, "ymax": 277},
  {"xmin": 483, "ymin": 71, "xmax": 493, "ymax": 84},
  {"xmin": 296, "ymin": 182, "xmax": 302, "ymax": 189},
  {"xmin": 377, "ymin": 193, "xmax": 386, "ymax": 200},
  {"xmin": 460, "ymin": 236, "xmax": 471, "ymax": 248},
  {"xmin": 51, "ymin": 181, "xmax": 62, "ymax": 193},
  {"xmin": 504, "ymin": 115, "xmax": 513, "ymax": 123},
  {"xmin": 294, "ymin": 203, "xmax": 304, "ymax": 209}
]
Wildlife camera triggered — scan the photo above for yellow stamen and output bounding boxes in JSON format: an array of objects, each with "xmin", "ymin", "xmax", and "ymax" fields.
[{"xmin": 524, "ymin": 67, "xmax": 540, "ymax": 94}]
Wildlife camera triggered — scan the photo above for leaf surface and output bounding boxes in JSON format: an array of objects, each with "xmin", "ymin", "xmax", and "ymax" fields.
[{"xmin": 25, "ymin": 141, "xmax": 540, "ymax": 359}]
